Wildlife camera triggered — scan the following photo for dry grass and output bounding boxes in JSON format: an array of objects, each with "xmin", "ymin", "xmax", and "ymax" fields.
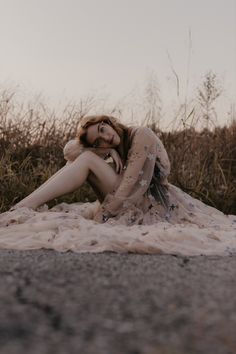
[
  {"xmin": 0, "ymin": 91, "xmax": 235, "ymax": 214},
  {"xmin": 160, "ymin": 124, "xmax": 236, "ymax": 214}
]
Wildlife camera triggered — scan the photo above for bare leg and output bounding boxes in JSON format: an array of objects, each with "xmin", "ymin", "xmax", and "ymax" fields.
[
  {"xmin": 87, "ymin": 161, "xmax": 121, "ymax": 203},
  {"xmin": 17, "ymin": 160, "xmax": 75, "ymax": 196},
  {"xmin": 12, "ymin": 151, "xmax": 120, "ymax": 210}
]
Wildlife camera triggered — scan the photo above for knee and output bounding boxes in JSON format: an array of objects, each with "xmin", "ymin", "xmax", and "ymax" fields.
[{"xmin": 74, "ymin": 150, "xmax": 99, "ymax": 164}]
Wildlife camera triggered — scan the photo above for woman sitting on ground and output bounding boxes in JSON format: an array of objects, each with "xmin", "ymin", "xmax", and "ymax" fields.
[{"xmin": 11, "ymin": 114, "xmax": 229, "ymax": 226}]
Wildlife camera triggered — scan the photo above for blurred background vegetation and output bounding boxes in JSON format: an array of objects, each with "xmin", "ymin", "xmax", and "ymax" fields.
[{"xmin": 0, "ymin": 71, "xmax": 235, "ymax": 214}]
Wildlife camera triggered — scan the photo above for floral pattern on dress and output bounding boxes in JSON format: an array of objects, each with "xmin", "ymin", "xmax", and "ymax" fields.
[{"xmin": 100, "ymin": 127, "xmax": 169, "ymax": 219}]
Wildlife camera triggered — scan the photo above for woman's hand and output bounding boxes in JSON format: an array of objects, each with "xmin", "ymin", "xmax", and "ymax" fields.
[
  {"xmin": 109, "ymin": 149, "xmax": 123, "ymax": 174},
  {"xmin": 93, "ymin": 210, "xmax": 112, "ymax": 223},
  {"xmin": 93, "ymin": 210, "xmax": 104, "ymax": 223}
]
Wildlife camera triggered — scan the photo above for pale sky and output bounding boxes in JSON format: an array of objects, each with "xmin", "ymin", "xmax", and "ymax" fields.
[{"xmin": 0, "ymin": 0, "xmax": 235, "ymax": 127}]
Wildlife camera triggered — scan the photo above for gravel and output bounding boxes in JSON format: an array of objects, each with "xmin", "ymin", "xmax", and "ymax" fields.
[{"xmin": 0, "ymin": 250, "xmax": 236, "ymax": 354}]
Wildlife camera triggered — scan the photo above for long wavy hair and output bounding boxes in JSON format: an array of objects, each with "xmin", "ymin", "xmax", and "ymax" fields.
[{"xmin": 76, "ymin": 115, "xmax": 132, "ymax": 163}]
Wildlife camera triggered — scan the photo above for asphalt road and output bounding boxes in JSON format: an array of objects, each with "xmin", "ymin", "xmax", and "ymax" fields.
[{"xmin": 0, "ymin": 250, "xmax": 236, "ymax": 354}]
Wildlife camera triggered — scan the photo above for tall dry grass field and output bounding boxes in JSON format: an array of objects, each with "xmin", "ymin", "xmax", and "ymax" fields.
[{"xmin": 0, "ymin": 91, "xmax": 235, "ymax": 214}]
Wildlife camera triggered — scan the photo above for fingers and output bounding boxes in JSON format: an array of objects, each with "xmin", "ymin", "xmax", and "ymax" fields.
[
  {"xmin": 119, "ymin": 160, "xmax": 123, "ymax": 173},
  {"xmin": 114, "ymin": 157, "xmax": 122, "ymax": 173},
  {"xmin": 110, "ymin": 149, "xmax": 123, "ymax": 174}
]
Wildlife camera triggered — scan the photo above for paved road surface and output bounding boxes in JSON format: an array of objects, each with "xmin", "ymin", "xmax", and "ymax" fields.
[{"xmin": 0, "ymin": 250, "xmax": 236, "ymax": 354}]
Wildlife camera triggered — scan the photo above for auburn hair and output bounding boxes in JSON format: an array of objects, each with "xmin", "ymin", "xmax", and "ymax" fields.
[{"xmin": 76, "ymin": 115, "xmax": 132, "ymax": 163}]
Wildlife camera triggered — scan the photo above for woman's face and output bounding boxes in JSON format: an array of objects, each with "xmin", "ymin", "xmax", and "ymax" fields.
[{"xmin": 86, "ymin": 121, "xmax": 121, "ymax": 148}]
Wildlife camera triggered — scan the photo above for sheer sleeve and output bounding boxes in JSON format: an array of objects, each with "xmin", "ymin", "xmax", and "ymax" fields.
[
  {"xmin": 100, "ymin": 127, "xmax": 159, "ymax": 217},
  {"xmin": 155, "ymin": 134, "xmax": 170, "ymax": 184}
]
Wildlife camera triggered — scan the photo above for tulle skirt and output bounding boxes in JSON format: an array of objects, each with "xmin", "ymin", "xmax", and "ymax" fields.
[{"xmin": 0, "ymin": 184, "xmax": 235, "ymax": 256}]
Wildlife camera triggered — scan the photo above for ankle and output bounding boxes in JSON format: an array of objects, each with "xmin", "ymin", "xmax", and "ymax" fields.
[{"xmin": 10, "ymin": 202, "xmax": 37, "ymax": 211}]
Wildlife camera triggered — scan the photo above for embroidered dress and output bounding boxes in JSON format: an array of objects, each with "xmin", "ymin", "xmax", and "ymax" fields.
[
  {"xmin": 0, "ymin": 126, "xmax": 235, "ymax": 256},
  {"xmin": 97, "ymin": 126, "xmax": 172, "ymax": 225}
]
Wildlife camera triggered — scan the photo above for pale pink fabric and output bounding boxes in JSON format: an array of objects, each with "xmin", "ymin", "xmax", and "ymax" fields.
[
  {"xmin": 100, "ymin": 126, "xmax": 170, "ymax": 221},
  {"xmin": 0, "ymin": 126, "xmax": 235, "ymax": 255}
]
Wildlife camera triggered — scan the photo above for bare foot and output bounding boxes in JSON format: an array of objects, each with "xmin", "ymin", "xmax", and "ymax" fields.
[{"xmin": 9, "ymin": 204, "xmax": 37, "ymax": 212}]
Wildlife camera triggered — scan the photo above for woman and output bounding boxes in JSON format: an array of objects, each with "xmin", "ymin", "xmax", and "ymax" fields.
[
  {"xmin": 9, "ymin": 114, "xmax": 235, "ymax": 227},
  {"xmin": 1, "ymin": 114, "xmax": 235, "ymax": 255},
  {"xmin": 10, "ymin": 114, "xmax": 176, "ymax": 225}
]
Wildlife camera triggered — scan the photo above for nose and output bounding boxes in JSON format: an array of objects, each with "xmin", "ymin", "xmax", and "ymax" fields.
[{"xmin": 101, "ymin": 132, "xmax": 111, "ymax": 144}]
